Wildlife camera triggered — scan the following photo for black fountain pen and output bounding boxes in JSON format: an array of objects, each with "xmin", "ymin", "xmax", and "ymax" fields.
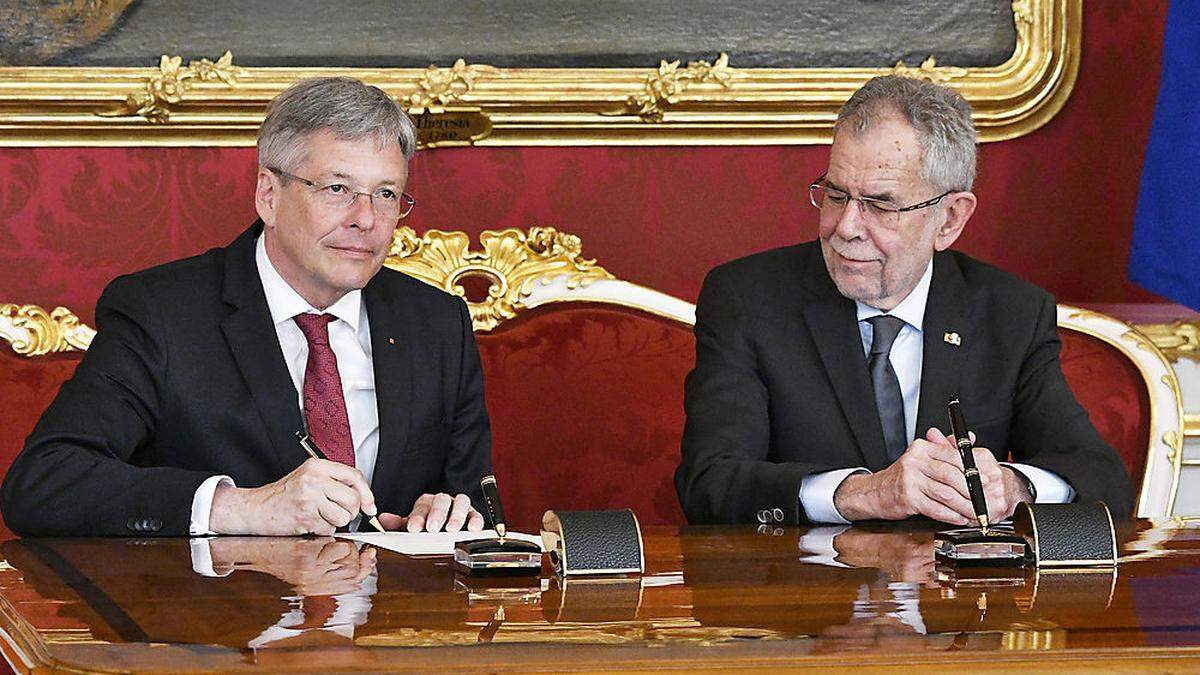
[
  {"xmin": 480, "ymin": 474, "xmax": 506, "ymax": 541},
  {"xmin": 947, "ymin": 397, "xmax": 990, "ymax": 533},
  {"xmin": 295, "ymin": 430, "xmax": 386, "ymax": 533}
]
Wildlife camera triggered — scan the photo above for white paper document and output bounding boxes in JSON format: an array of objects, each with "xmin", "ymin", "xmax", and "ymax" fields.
[{"xmin": 335, "ymin": 529, "xmax": 544, "ymax": 556}]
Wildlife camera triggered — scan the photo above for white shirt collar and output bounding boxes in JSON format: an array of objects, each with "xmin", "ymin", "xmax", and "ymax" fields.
[
  {"xmin": 255, "ymin": 234, "xmax": 362, "ymax": 332},
  {"xmin": 854, "ymin": 259, "xmax": 934, "ymax": 331}
]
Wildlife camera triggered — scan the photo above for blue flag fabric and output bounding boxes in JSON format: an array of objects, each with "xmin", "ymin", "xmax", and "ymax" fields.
[{"xmin": 1129, "ymin": 1, "xmax": 1200, "ymax": 309}]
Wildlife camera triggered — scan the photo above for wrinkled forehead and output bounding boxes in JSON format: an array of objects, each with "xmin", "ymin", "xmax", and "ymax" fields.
[{"xmin": 828, "ymin": 116, "xmax": 926, "ymax": 188}]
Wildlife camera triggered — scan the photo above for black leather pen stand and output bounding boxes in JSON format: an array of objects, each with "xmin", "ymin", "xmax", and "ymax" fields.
[
  {"xmin": 1013, "ymin": 501, "xmax": 1117, "ymax": 567},
  {"xmin": 540, "ymin": 509, "xmax": 645, "ymax": 577}
]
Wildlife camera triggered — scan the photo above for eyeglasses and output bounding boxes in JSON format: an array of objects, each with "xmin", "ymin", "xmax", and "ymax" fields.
[
  {"xmin": 808, "ymin": 173, "xmax": 950, "ymax": 224},
  {"xmin": 269, "ymin": 166, "xmax": 415, "ymax": 220}
]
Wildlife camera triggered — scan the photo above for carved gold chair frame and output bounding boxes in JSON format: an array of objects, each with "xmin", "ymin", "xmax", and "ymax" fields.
[
  {"xmin": 0, "ymin": 0, "xmax": 1077, "ymax": 147},
  {"xmin": 0, "ymin": 226, "xmax": 1190, "ymax": 519}
]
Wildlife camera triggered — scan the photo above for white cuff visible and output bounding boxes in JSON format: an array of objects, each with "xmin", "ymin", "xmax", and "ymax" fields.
[
  {"xmin": 1003, "ymin": 463, "xmax": 1076, "ymax": 503},
  {"xmin": 797, "ymin": 525, "xmax": 852, "ymax": 567},
  {"xmin": 190, "ymin": 475, "xmax": 235, "ymax": 536},
  {"xmin": 189, "ymin": 538, "xmax": 233, "ymax": 578},
  {"xmin": 799, "ymin": 468, "xmax": 870, "ymax": 524}
]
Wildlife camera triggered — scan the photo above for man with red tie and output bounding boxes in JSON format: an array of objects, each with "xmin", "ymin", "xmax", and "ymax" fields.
[{"xmin": 1, "ymin": 77, "xmax": 492, "ymax": 536}]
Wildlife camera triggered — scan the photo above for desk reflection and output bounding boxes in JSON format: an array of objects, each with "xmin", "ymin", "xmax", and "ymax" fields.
[{"xmin": 0, "ymin": 522, "xmax": 1194, "ymax": 672}]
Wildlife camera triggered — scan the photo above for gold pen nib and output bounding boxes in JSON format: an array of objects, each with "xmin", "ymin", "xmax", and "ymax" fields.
[
  {"xmin": 367, "ymin": 515, "xmax": 386, "ymax": 532},
  {"xmin": 978, "ymin": 514, "xmax": 989, "ymax": 534}
]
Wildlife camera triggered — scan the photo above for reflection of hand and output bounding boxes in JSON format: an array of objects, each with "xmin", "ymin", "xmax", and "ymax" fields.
[
  {"xmin": 209, "ymin": 537, "xmax": 377, "ymax": 596},
  {"xmin": 834, "ymin": 427, "xmax": 983, "ymax": 525},
  {"xmin": 377, "ymin": 493, "xmax": 485, "ymax": 532},
  {"xmin": 832, "ymin": 530, "xmax": 936, "ymax": 584},
  {"xmin": 210, "ymin": 458, "xmax": 378, "ymax": 535},
  {"xmin": 811, "ymin": 615, "xmax": 923, "ymax": 654}
]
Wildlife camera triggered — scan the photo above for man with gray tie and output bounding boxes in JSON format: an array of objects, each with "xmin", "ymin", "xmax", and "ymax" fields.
[{"xmin": 676, "ymin": 75, "xmax": 1133, "ymax": 526}]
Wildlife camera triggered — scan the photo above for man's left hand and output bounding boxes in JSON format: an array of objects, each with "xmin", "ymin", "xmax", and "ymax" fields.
[{"xmin": 377, "ymin": 493, "xmax": 485, "ymax": 532}]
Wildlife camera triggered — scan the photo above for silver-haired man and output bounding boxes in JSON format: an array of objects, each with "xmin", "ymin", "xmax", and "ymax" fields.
[
  {"xmin": 3, "ymin": 77, "xmax": 493, "ymax": 536},
  {"xmin": 676, "ymin": 75, "xmax": 1133, "ymax": 526}
]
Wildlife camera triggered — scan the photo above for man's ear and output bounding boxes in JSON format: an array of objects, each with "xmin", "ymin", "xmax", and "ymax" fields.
[
  {"xmin": 254, "ymin": 167, "xmax": 278, "ymax": 228},
  {"xmin": 933, "ymin": 191, "xmax": 977, "ymax": 251}
]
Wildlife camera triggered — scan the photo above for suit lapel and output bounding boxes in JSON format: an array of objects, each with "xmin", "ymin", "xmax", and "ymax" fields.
[
  {"xmin": 914, "ymin": 252, "xmax": 973, "ymax": 440},
  {"xmin": 799, "ymin": 250, "xmax": 889, "ymax": 470},
  {"xmin": 362, "ymin": 277, "xmax": 413, "ymax": 499},
  {"xmin": 219, "ymin": 222, "xmax": 305, "ymax": 476}
]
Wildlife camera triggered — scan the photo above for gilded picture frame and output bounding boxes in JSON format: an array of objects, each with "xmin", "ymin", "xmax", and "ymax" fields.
[{"xmin": 0, "ymin": 0, "xmax": 1077, "ymax": 147}]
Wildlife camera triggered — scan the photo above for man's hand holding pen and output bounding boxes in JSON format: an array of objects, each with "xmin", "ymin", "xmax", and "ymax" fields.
[{"xmin": 834, "ymin": 427, "xmax": 1031, "ymax": 526}]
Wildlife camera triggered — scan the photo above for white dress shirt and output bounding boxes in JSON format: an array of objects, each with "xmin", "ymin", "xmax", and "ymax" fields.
[
  {"xmin": 189, "ymin": 235, "xmax": 380, "ymax": 535},
  {"xmin": 799, "ymin": 260, "xmax": 1075, "ymax": 524}
]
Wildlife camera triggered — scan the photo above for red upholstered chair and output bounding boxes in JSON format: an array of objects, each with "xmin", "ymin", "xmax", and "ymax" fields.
[
  {"xmin": 0, "ymin": 305, "xmax": 92, "ymax": 539},
  {"xmin": 386, "ymin": 228, "xmax": 695, "ymax": 529},
  {"xmin": 1055, "ymin": 305, "xmax": 1184, "ymax": 519}
]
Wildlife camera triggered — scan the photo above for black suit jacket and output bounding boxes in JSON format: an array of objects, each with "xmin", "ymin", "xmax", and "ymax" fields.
[
  {"xmin": 675, "ymin": 242, "xmax": 1134, "ymax": 524},
  {"xmin": 1, "ymin": 223, "xmax": 492, "ymax": 536}
]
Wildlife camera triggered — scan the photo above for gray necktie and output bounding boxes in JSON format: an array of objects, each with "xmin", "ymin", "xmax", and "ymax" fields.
[{"xmin": 867, "ymin": 315, "xmax": 907, "ymax": 462}]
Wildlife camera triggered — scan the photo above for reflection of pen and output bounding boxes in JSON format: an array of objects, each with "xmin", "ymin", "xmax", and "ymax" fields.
[
  {"xmin": 296, "ymin": 430, "xmax": 385, "ymax": 533},
  {"xmin": 478, "ymin": 605, "xmax": 505, "ymax": 643},
  {"xmin": 480, "ymin": 475, "xmax": 507, "ymax": 541},
  {"xmin": 947, "ymin": 397, "xmax": 990, "ymax": 532}
]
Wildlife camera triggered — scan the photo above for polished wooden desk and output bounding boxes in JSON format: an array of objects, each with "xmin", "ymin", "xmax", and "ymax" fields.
[{"xmin": 0, "ymin": 521, "xmax": 1197, "ymax": 672}]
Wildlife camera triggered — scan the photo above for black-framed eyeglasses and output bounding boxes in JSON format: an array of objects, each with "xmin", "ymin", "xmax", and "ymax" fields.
[
  {"xmin": 808, "ymin": 172, "xmax": 951, "ymax": 222},
  {"xmin": 269, "ymin": 166, "xmax": 416, "ymax": 220}
]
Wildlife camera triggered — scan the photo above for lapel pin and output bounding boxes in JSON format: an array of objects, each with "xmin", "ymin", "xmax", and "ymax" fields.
[
  {"xmin": 944, "ymin": 332, "xmax": 962, "ymax": 346},
  {"xmin": 388, "ymin": 337, "xmax": 396, "ymax": 346}
]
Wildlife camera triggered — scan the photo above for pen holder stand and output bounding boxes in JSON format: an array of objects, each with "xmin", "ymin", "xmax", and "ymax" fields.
[
  {"xmin": 1012, "ymin": 501, "xmax": 1117, "ymax": 567},
  {"xmin": 452, "ymin": 537, "xmax": 542, "ymax": 575},
  {"xmin": 540, "ymin": 509, "xmax": 645, "ymax": 577}
]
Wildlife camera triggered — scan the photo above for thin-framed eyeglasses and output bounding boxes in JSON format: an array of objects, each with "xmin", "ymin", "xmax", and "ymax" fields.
[
  {"xmin": 268, "ymin": 166, "xmax": 415, "ymax": 220},
  {"xmin": 808, "ymin": 172, "xmax": 951, "ymax": 223}
]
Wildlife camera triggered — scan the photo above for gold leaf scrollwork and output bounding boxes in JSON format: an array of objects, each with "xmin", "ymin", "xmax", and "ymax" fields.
[
  {"xmin": 385, "ymin": 227, "xmax": 614, "ymax": 332},
  {"xmin": 406, "ymin": 59, "xmax": 499, "ymax": 114},
  {"xmin": 0, "ymin": 304, "xmax": 95, "ymax": 357},
  {"xmin": 1163, "ymin": 430, "xmax": 1181, "ymax": 463},
  {"xmin": 1134, "ymin": 320, "xmax": 1200, "ymax": 362},
  {"xmin": 1012, "ymin": 0, "xmax": 1035, "ymax": 27},
  {"xmin": 891, "ymin": 56, "xmax": 969, "ymax": 84},
  {"xmin": 100, "ymin": 51, "xmax": 246, "ymax": 123},
  {"xmin": 625, "ymin": 53, "xmax": 735, "ymax": 123}
]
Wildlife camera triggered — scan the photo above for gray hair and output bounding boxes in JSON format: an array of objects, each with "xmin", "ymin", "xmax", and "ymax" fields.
[
  {"xmin": 257, "ymin": 76, "xmax": 417, "ymax": 171},
  {"xmin": 834, "ymin": 75, "xmax": 977, "ymax": 192}
]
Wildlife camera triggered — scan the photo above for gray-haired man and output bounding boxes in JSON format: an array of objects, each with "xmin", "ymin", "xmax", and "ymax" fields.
[
  {"xmin": 3, "ymin": 77, "xmax": 492, "ymax": 536},
  {"xmin": 676, "ymin": 75, "xmax": 1133, "ymax": 526}
]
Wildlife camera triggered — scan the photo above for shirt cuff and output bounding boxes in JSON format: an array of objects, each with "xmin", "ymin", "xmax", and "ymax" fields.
[
  {"xmin": 799, "ymin": 468, "xmax": 869, "ymax": 524},
  {"xmin": 1003, "ymin": 463, "xmax": 1076, "ymax": 503},
  {"xmin": 190, "ymin": 475, "xmax": 235, "ymax": 536},
  {"xmin": 189, "ymin": 538, "xmax": 234, "ymax": 578},
  {"xmin": 797, "ymin": 525, "xmax": 852, "ymax": 567}
]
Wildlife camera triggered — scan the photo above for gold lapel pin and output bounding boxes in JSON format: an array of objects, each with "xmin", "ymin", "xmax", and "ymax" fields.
[
  {"xmin": 944, "ymin": 332, "xmax": 962, "ymax": 346},
  {"xmin": 388, "ymin": 337, "xmax": 396, "ymax": 345}
]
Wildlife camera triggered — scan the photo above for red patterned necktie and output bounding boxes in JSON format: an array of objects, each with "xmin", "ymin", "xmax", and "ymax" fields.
[{"xmin": 293, "ymin": 313, "xmax": 356, "ymax": 467}]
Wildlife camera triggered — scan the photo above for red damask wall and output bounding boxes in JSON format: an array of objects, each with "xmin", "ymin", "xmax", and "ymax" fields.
[{"xmin": 0, "ymin": 2, "xmax": 1170, "ymax": 326}]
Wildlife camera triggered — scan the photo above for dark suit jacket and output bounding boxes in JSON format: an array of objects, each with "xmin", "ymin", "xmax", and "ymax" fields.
[
  {"xmin": 1, "ymin": 222, "xmax": 492, "ymax": 536},
  {"xmin": 675, "ymin": 242, "xmax": 1134, "ymax": 524}
]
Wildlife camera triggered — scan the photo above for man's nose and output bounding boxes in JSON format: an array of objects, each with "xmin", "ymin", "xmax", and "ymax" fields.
[
  {"xmin": 346, "ymin": 192, "xmax": 376, "ymax": 230},
  {"xmin": 833, "ymin": 198, "xmax": 869, "ymax": 240}
]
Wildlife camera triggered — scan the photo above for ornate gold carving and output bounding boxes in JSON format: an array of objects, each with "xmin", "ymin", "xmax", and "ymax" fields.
[
  {"xmin": 405, "ymin": 59, "xmax": 499, "ymax": 114},
  {"xmin": 1122, "ymin": 328, "xmax": 1158, "ymax": 355},
  {"xmin": 0, "ymin": 304, "xmax": 95, "ymax": 356},
  {"xmin": 890, "ymin": 56, "xmax": 968, "ymax": 84},
  {"xmin": 385, "ymin": 227, "xmax": 614, "ymax": 332},
  {"xmin": 1163, "ymin": 431, "xmax": 1181, "ymax": 463},
  {"xmin": 0, "ymin": 0, "xmax": 1079, "ymax": 145},
  {"xmin": 624, "ymin": 53, "xmax": 735, "ymax": 122},
  {"xmin": 99, "ymin": 51, "xmax": 247, "ymax": 123},
  {"xmin": 1134, "ymin": 320, "xmax": 1200, "ymax": 363}
]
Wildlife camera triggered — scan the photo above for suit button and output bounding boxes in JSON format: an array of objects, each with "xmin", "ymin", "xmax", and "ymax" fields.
[
  {"xmin": 772, "ymin": 508, "xmax": 784, "ymax": 523},
  {"xmin": 148, "ymin": 519, "xmax": 162, "ymax": 532},
  {"xmin": 126, "ymin": 518, "xmax": 139, "ymax": 531},
  {"xmin": 756, "ymin": 510, "xmax": 769, "ymax": 524},
  {"xmin": 757, "ymin": 524, "xmax": 771, "ymax": 534}
]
